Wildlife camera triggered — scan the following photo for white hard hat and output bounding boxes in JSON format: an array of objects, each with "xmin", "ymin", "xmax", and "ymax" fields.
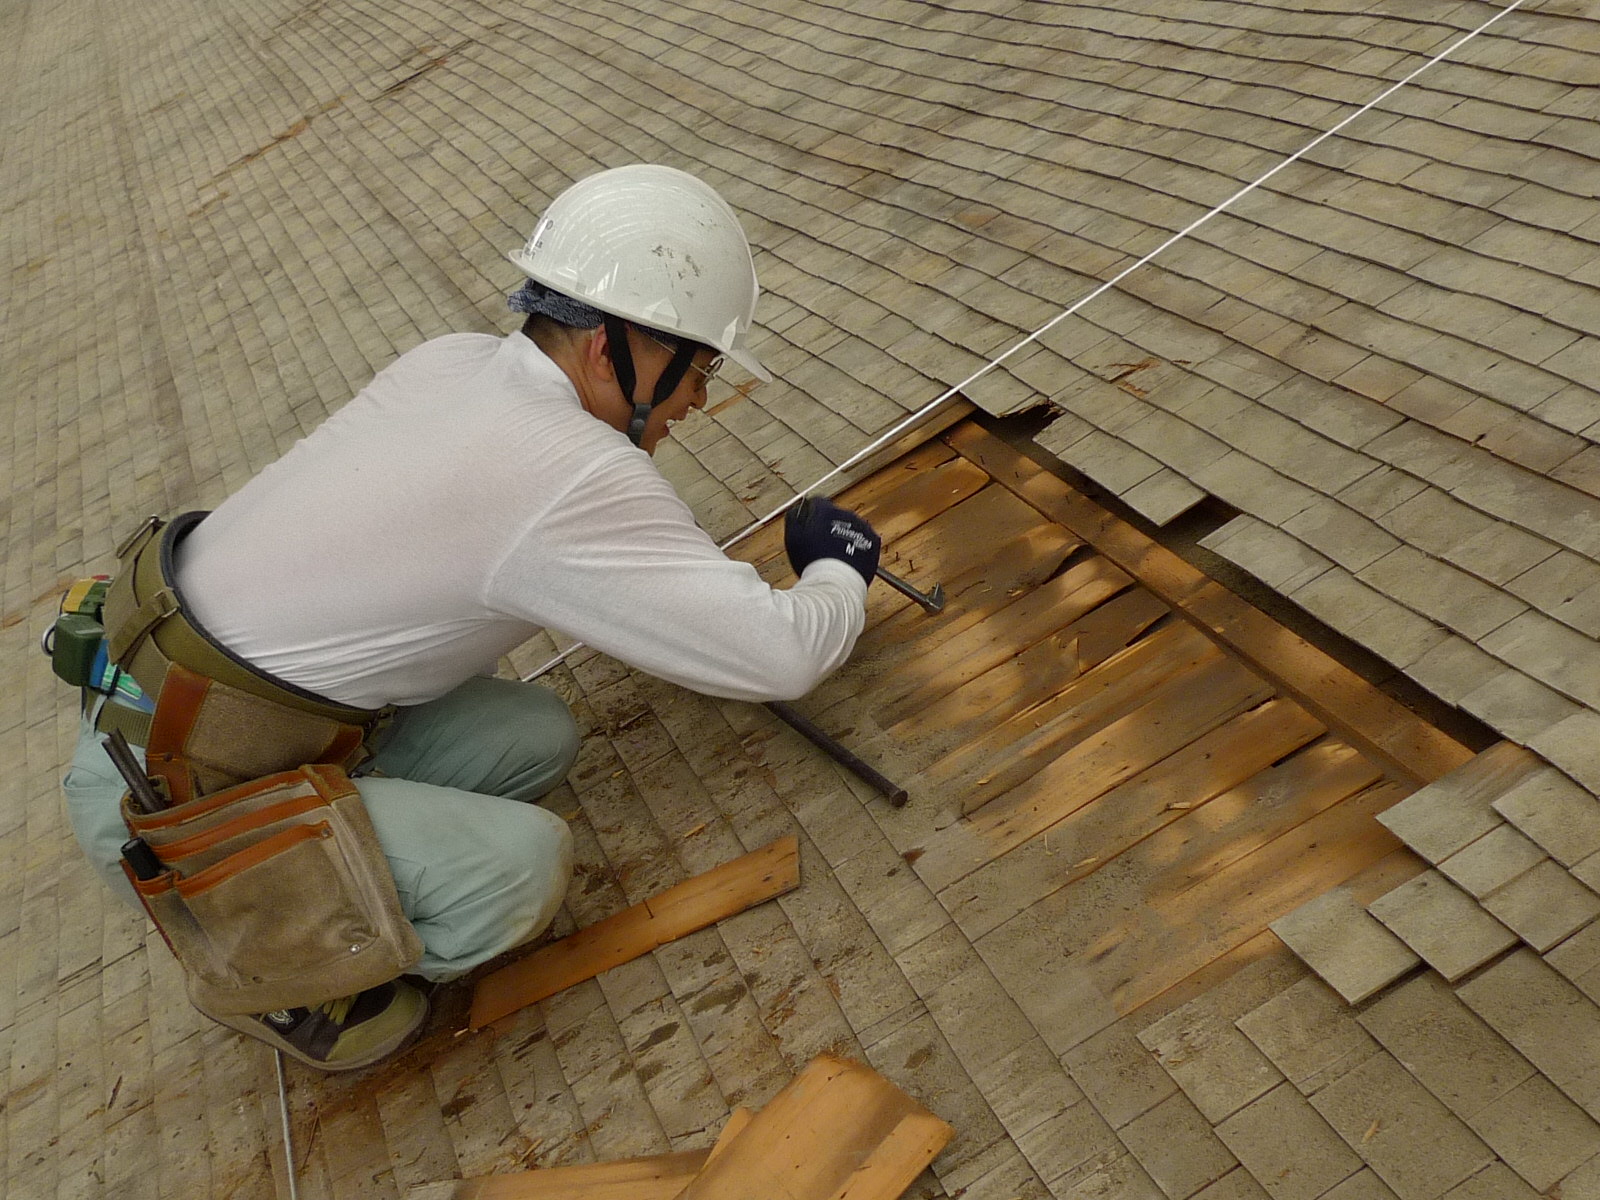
[{"xmin": 508, "ymin": 164, "xmax": 770, "ymax": 382}]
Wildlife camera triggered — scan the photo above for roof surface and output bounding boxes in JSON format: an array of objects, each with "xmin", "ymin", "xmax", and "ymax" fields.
[{"xmin": 4, "ymin": 0, "xmax": 1600, "ymax": 1197}]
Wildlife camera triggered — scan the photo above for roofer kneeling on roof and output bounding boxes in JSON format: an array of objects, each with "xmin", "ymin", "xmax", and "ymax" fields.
[{"xmin": 54, "ymin": 164, "xmax": 880, "ymax": 1071}]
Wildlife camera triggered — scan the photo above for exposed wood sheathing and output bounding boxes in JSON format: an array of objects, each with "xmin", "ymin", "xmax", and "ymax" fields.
[{"xmin": 240, "ymin": 421, "xmax": 1447, "ymax": 1196}]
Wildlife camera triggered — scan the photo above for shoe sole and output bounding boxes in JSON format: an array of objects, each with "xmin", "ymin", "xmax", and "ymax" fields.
[{"xmin": 208, "ymin": 992, "xmax": 430, "ymax": 1072}]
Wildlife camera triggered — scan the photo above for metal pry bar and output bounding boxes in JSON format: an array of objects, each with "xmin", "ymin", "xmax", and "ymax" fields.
[
  {"xmin": 875, "ymin": 566, "xmax": 944, "ymax": 613},
  {"xmin": 766, "ymin": 701, "xmax": 909, "ymax": 807}
]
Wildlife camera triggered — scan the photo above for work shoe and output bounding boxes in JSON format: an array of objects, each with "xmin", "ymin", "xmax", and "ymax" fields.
[{"xmin": 211, "ymin": 980, "xmax": 428, "ymax": 1071}]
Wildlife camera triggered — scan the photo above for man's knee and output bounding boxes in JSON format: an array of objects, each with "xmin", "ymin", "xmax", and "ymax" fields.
[
  {"xmin": 490, "ymin": 803, "xmax": 575, "ymax": 906},
  {"xmin": 375, "ymin": 677, "xmax": 581, "ymax": 801},
  {"xmin": 468, "ymin": 679, "xmax": 581, "ymax": 801},
  {"xmin": 402, "ymin": 799, "xmax": 575, "ymax": 980}
]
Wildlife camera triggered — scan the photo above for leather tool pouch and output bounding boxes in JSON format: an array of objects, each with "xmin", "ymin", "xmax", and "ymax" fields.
[
  {"xmin": 121, "ymin": 763, "xmax": 423, "ymax": 1015},
  {"xmin": 102, "ymin": 514, "xmax": 422, "ymax": 1013}
]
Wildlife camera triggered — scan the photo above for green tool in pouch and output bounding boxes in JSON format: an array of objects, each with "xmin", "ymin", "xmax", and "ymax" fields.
[{"xmin": 43, "ymin": 574, "xmax": 157, "ymax": 746}]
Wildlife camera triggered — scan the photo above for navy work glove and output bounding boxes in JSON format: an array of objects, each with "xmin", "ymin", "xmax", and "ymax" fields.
[{"xmin": 784, "ymin": 497, "xmax": 881, "ymax": 588}]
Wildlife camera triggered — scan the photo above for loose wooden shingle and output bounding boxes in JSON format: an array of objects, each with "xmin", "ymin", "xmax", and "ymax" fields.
[
  {"xmin": 1270, "ymin": 888, "xmax": 1421, "ymax": 1004},
  {"xmin": 1235, "ymin": 976, "xmax": 1379, "ymax": 1097},
  {"xmin": 1366, "ymin": 871, "xmax": 1518, "ymax": 982},
  {"xmin": 1464, "ymin": 1074, "xmax": 1600, "ymax": 1194},
  {"xmin": 1491, "ymin": 766, "xmax": 1600, "ymax": 866},
  {"xmin": 1480, "ymin": 860, "xmax": 1600, "ymax": 953},
  {"xmin": 1436, "ymin": 825, "xmax": 1546, "ymax": 899},
  {"xmin": 1457, "ymin": 949, "xmax": 1600, "ymax": 1120},
  {"xmin": 674, "ymin": 1054, "xmax": 953, "ymax": 1200},
  {"xmin": 469, "ymin": 838, "xmax": 802, "ymax": 1029},
  {"xmin": 1309, "ymin": 1052, "xmax": 1496, "ymax": 1200},
  {"xmin": 1214, "ymin": 1082, "xmax": 1361, "ymax": 1200},
  {"xmin": 1377, "ymin": 743, "xmax": 1543, "ymax": 864}
]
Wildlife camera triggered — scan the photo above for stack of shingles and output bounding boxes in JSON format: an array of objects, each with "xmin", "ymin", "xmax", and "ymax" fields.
[{"xmin": 1129, "ymin": 741, "xmax": 1600, "ymax": 1199}]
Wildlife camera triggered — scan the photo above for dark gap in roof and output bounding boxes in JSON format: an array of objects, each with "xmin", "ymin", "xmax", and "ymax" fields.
[
  {"xmin": 977, "ymin": 410, "xmax": 1500, "ymax": 756},
  {"xmin": 1131, "ymin": 609, "xmax": 1180, "ymax": 643},
  {"xmin": 1271, "ymin": 730, "xmax": 1327, "ymax": 771},
  {"xmin": 1163, "ymin": 494, "xmax": 1241, "ymax": 550},
  {"xmin": 1046, "ymin": 542, "xmax": 1102, "ymax": 582}
]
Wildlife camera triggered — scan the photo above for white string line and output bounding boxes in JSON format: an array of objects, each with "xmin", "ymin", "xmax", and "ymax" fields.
[
  {"xmin": 522, "ymin": 0, "xmax": 1525, "ymax": 683},
  {"xmin": 275, "ymin": 1049, "xmax": 300, "ymax": 1200}
]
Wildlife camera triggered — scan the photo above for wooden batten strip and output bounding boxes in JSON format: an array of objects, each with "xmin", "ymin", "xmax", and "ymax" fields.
[
  {"xmin": 468, "ymin": 837, "xmax": 801, "ymax": 1028},
  {"xmin": 675, "ymin": 1054, "xmax": 953, "ymax": 1200},
  {"xmin": 946, "ymin": 422, "xmax": 1475, "ymax": 785}
]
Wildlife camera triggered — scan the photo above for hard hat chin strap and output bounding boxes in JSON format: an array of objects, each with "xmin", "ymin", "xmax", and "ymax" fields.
[{"xmin": 604, "ymin": 315, "xmax": 699, "ymax": 447}]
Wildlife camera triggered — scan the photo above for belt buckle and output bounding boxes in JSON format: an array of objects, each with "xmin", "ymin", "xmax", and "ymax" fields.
[{"xmin": 115, "ymin": 515, "xmax": 163, "ymax": 560}]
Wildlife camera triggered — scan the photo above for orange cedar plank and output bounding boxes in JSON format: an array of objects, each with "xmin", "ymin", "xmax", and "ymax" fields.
[
  {"xmin": 868, "ymin": 554, "xmax": 1134, "ymax": 722},
  {"xmin": 902, "ymin": 611, "xmax": 1209, "ymax": 790},
  {"xmin": 768, "ymin": 480, "xmax": 1074, "ymax": 648},
  {"xmin": 958, "ymin": 655, "xmax": 1274, "ymax": 818},
  {"xmin": 851, "ymin": 454, "xmax": 990, "ymax": 545},
  {"xmin": 706, "ymin": 1109, "xmax": 753, "ymax": 1163},
  {"xmin": 829, "ymin": 1111, "xmax": 954, "ymax": 1200},
  {"xmin": 940, "ymin": 699, "xmax": 1331, "ymax": 940},
  {"xmin": 971, "ymin": 777, "xmax": 1408, "ymax": 1052},
  {"xmin": 469, "ymin": 838, "xmax": 800, "ymax": 1028},
  {"xmin": 868, "ymin": 483, "xmax": 1075, "ymax": 619},
  {"xmin": 1098, "ymin": 780, "xmax": 1411, "ymax": 1017},
  {"xmin": 913, "ymin": 654, "xmax": 1274, "ymax": 890},
  {"xmin": 928, "ymin": 630, "xmax": 1235, "ymax": 819},
  {"xmin": 945, "ymin": 422, "xmax": 1474, "ymax": 784},
  {"xmin": 803, "ymin": 509, "xmax": 1080, "ymax": 713},
  {"xmin": 403, "ymin": 1150, "xmax": 709, "ymax": 1200},
  {"xmin": 411, "ymin": 1107, "xmax": 759, "ymax": 1200},
  {"xmin": 675, "ymin": 1055, "xmax": 952, "ymax": 1200},
  {"xmin": 884, "ymin": 588, "xmax": 1169, "ymax": 769}
]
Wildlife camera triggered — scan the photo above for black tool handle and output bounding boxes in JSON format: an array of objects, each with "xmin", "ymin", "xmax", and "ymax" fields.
[
  {"xmin": 766, "ymin": 701, "xmax": 909, "ymax": 807},
  {"xmin": 105, "ymin": 730, "xmax": 165, "ymax": 814},
  {"xmin": 121, "ymin": 838, "xmax": 164, "ymax": 880}
]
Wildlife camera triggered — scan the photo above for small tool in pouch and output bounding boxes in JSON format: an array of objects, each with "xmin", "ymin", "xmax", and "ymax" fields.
[
  {"xmin": 120, "ymin": 836, "xmax": 164, "ymax": 881},
  {"xmin": 104, "ymin": 729, "xmax": 165, "ymax": 815}
]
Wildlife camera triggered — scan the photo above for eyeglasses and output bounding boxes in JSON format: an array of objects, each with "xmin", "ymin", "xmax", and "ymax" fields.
[{"xmin": 641, "ymin": 328, "xmax": 726, "ymax": 386}]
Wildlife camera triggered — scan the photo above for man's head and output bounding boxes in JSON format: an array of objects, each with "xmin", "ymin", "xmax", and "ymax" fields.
[
  {"xmin": 507, "ymin": 164, "xmax": 769, "ymax": 453},
  {"xmin": 510, "ymin": 280, "xmax": 724, "ymax": 454}
]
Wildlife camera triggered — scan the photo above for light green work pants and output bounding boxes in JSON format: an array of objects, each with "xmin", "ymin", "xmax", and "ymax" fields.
[{"xmin": 63, "ymin": 676, "xmax": 579, "ymax": 981}]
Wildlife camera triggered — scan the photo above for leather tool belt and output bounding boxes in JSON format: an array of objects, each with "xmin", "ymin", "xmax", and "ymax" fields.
[{"xmin": 100, "ymin": 513, "xmax": 423, "ymax": 1014}]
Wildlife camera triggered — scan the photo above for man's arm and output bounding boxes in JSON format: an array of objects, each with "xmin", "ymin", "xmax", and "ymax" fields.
[{"xmin": 487, "ymin": 454, "xmax": 868, "ymax": 702}]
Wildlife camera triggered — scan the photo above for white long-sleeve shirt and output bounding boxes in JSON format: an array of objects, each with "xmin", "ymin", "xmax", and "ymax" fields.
[{"xmin": 175, "ymin": 332, "xmax": 865, "ymax": 708}]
